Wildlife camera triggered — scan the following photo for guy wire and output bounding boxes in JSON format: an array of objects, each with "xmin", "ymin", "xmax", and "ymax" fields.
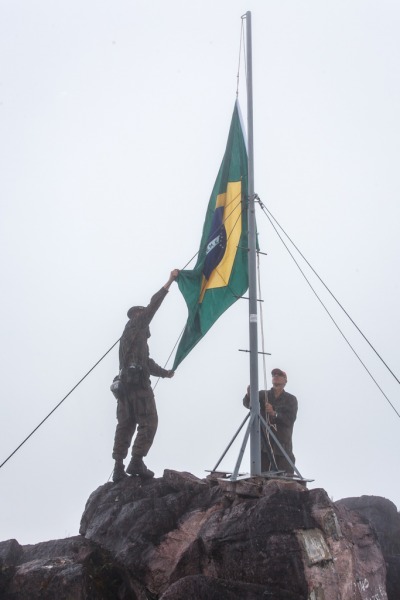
[
  {"xmin": 236, "ymin": 17, "xmax": 245, "ymax": 97},
  {"xmin": 180, "ymin": 189, "xmax": 245, "ymax": 270},
  {"xmin": 256, "ymin": 249, "xmax": 269, "ymax": 392},
  {"xmin": 261, "ymin": 202, "xmax": 400, "ymax": 385},
  {"xmin": 257, "ymin": 200, "xmax": 400, "ymax": 419},
  {"xmin": 157, "ymin": 200, "xmax": 248, "ymax": 383},
  {"xmin": 1, "ymin": 194, "xmax": 247, "ymax": 469},
  {"xmin": 0, "ymin": 337, "xmax": 121, "ymax": 471},
  {"xmin": 256, "ymin": 246, "xmax": 278, "ymax": 465}
]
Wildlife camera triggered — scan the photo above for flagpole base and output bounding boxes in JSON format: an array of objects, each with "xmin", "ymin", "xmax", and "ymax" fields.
[{"xmin": 205, "ymin": 470, "xmax": 313, "ymax": 484}]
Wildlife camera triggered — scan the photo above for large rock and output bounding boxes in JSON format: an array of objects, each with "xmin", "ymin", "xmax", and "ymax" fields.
[
  {"xmin": 336, "ymin": 495, "xmax": 400, "ymax": 600},
  {"xmin": 79, "ymin": 470, "xmax": 388, "ymax": 599},
  {"xmin": 1, "ymin": 472, "xmax": 396, "ymax": 599},
  {"xmin": 0, "ymin": 535, "xmax": 134, "ymax": 599},
  {"xmin": 158, "ymin": 574, "xmax": 278, "ymax": 599}
]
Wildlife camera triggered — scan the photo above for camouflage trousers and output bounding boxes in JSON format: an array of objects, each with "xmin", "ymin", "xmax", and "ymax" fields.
[{"xmin": 112, "ymin": 385, "xmax": 158, "ymax": 461}]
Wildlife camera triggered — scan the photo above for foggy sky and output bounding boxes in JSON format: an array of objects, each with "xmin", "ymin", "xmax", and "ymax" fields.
[{"xmin": 1, "ymin": 0, "xmax": 399, "ymax": 544}]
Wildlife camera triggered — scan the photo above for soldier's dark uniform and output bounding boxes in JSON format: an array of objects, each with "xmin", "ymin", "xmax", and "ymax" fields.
[
  {"xmin": 112, "ymin": 287, "xmax": 171, "ymax": 466},
  {"xmin": 243, "ymin": 389, "xmax": 298, "ymax": 474}
]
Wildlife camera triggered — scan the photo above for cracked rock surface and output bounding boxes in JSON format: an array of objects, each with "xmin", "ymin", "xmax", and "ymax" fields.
[{"xmin": 1, "ymin": 470, "xmax": 397, "ymax": 599}]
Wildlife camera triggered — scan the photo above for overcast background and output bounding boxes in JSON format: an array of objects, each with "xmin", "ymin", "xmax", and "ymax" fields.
[{"xmin": 1, "ymin": 0, "xmax": 399, "ymax": 545}]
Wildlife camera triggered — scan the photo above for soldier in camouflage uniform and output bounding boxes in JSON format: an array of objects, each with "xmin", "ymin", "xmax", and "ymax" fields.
[{"xmin": 111, "ymin": 269, "xmax": 179, "ymax": 482}]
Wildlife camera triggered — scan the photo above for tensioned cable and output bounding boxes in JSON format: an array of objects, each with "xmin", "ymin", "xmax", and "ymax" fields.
[
  {"xmin": 236, "ymin": 17, "xmax": 245, "ymax": 97},
  {"xmin": 257, "ymin": 250, "xmax": 269, "ymax": 392},
  {"xmin": 256, "ymin": 249, "xmax": 279, "ymax": 468},
  {"xmin": 157, "ymin": 199, "xmax": 247, "ymax": 385},
  {"xmin": 257, "ymin": 200, "xmax": 400, "ymax": 419},
  {"xmin": 0, "ymin": 338, "xmax": 121, "ymax": 471},
  {"xmin": 158, "ymin": 200, "xmax": 247, "ymax": 383},
  {"xmin": 1, "ymin": 195, "xmax": 248, "ymax": 470},
  {"xmin": 181, "ymin": 186, "xmax": 245, "ymax": 270},
  {"xmin": 198, "ymin": 202, "xmax": 246, "ymax": 298},
  {"xmin": 153, "ymin": 325, "xmax": 186, "ymax": 391},
  {"xmin": 0, "ymin": 324, "xmax": 183, "ymax": 471},
  {"xmin": 241, "ymin": 14, "xmax": 248, "ymax": 82},
  {"xmin": 262, "ymin": 201, "xmax": 400, "ymax": 385}
]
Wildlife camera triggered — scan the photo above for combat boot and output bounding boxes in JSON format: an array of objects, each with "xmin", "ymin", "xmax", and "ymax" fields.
[
  {"xmin": 112, "ymin": 459, "xmax": 127, "ymax": 483},
  {"xmin": 126, "ymin": 456, "xmax": 154, "ymax": 479}
]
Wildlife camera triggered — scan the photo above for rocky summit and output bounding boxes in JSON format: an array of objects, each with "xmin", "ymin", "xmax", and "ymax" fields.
[{"xmin": 0, "ymin": 470, "xmax": 398, "ymax": 599}]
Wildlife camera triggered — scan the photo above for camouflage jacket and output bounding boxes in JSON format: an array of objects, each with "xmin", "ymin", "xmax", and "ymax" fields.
[{"xmin": 119, "ymin": 287, "xmax": 170, "ymax": 387}]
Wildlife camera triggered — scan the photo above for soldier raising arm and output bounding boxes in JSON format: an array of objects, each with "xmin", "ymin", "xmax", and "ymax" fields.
[{"xmin": 111, "ymin": 269, "xmax": 179, "ymax": 482}]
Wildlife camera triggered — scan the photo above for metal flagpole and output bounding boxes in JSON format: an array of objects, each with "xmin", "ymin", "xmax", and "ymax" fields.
[
  {"xmin": 246, "ymin": 11, "xmax": 261, "ymax": 476},
  {"xmin": 212, "ymin": 13, "xmax": 309, "ymax": 483}
]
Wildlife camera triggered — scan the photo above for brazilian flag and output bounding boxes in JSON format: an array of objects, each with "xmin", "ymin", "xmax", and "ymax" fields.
[{"xmin": 173, "ymin": 102, "xmax": 248, "ymax": 369}]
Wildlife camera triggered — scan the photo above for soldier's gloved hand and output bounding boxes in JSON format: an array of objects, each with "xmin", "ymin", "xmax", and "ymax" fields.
[{"xmin": 166, "ymin": 370, "xmax": 175, "ymax": 378}]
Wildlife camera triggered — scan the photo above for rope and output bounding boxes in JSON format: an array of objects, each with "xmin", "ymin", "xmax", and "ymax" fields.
[
  {"xmin": 197, "ymin": 199, "xmax": 246, "ymax": 301},
  {"xmin": 257, "ymin": 200, "xmax": 400, "ymax": 419},
  {"xmin": 257, "ymin": 250, "xmax": 269, "ymax": 391},
  {"xmin": 241, "ymin": 14, "xmax": 248, "ymax": 83},
  {"xmin": 236, "ymin": 17, "xmax": 245, "ymax": 97},
  {"xmin": 262, "ymin": 202, "xmax": 400, "ymax": 385},
  {"xmin": 256, "ymin": 248, "xmax": 278, "ymax": 468},
  {"xmin": 1, "ymin": 189, "xmax": 248, "ymax": 471},
  {"xmin": 180, "ymin": 186, "xmax": 245, "ymax": 270},
  {"xmin": 153, "ymin": 325, "xmax": 185, "ymax": 391},
  {"xmin": 0, "ymin": 338, "xmax": 121, "ymax": 471},
  {"xmin": 157, "ymin": 192, "xmax": 247, "ymax": 386}
]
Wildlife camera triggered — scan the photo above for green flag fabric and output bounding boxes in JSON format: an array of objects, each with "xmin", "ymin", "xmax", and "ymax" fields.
[{"xmin": 173, "ymin": 102, "xmax": 248, "ymax": 369}]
